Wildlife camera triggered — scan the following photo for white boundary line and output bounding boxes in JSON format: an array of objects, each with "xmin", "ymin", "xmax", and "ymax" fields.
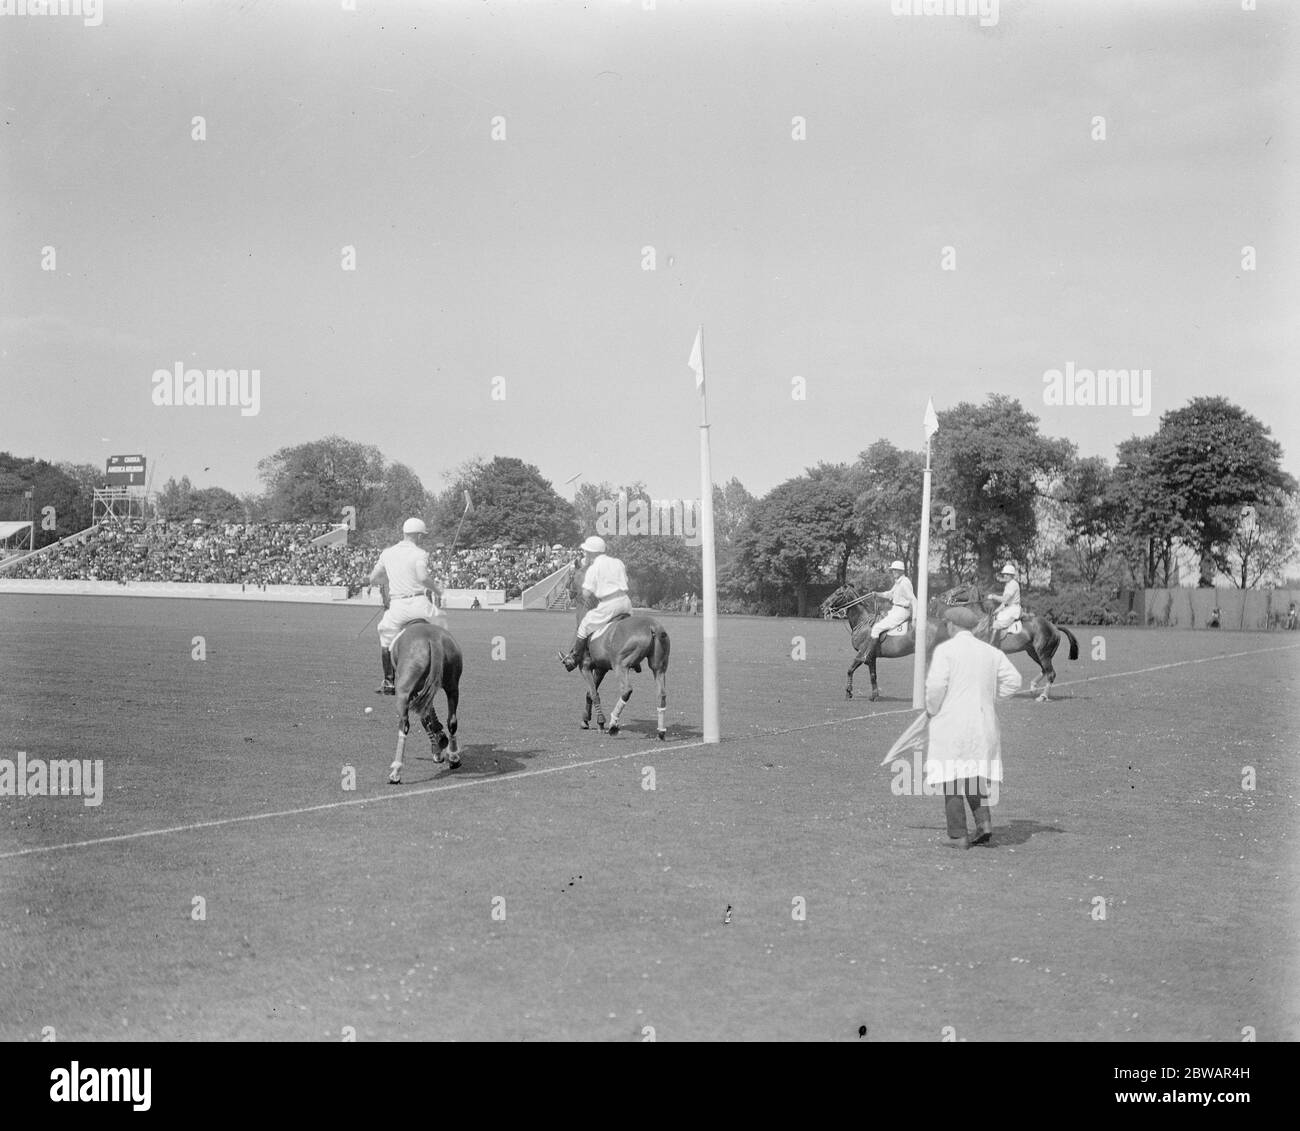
[{"xmin": 2, "ymin": 642, "xmax": 1296, "ymax": 860}]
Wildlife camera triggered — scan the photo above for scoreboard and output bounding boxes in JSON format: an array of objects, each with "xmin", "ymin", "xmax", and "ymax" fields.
[{"xmin": 106, "ymin": 454, "xmax": 147, "ymax": 487}]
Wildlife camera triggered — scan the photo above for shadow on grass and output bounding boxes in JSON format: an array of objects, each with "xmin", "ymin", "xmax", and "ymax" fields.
[
  {"xmin": 601, "ymin": 719, "xmax": 706, "ymax": 742},
  {"xmin": 407, "ymin": 743, "xmax": 549, "ymax": 779},
  {"xmin": 904, "ymin": 819, "xmax": 1065, "ymax": 847},
  {"xmin": 987, "ymin": 819, "xmax": 1065, "ymax": 846}
]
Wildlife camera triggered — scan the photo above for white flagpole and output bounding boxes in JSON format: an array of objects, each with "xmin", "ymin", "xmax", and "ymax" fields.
[
  {"xmin": 912, "ymin": 406, "xmax": 935, "ymax": 710},
  {"xmin": 693, "ymin": 326, "xmax": 721, "ymax": 744}
]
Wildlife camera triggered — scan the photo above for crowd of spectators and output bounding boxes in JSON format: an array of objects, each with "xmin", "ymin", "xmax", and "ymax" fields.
[{"xmin": 4, "ymin": 521, "xmax": 574, "ymax": 600}]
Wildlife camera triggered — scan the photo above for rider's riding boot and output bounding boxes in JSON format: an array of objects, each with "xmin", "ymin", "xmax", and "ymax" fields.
[
  {"xmin": 558, "ymin": 633, "xmax": 588, "ymax": 672},
  {"xmin": 376, "ymin": 647, "xmax": 396, "ymax": 695}
]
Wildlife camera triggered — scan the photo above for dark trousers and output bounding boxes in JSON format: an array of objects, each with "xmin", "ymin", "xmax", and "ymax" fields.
[{"xmin": 943, "ymin": 777, "xmax": 992, "ymax": 839}]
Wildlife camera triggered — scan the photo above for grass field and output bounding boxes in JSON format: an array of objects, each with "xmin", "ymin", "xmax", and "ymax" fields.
[{"xmin": 1, "ymin": 595, "xmax": 1297, "ymax": 1042}]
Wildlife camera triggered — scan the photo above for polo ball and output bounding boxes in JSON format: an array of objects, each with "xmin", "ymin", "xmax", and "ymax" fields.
[{"xmin": 364, "ymin": 707, "xmax": 373, "ymax": 715}]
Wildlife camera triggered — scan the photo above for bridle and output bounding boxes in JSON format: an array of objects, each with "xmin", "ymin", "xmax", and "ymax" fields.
[{"xmin": 823, "ymin": 587, "xmax": 883, "ymax": 635}]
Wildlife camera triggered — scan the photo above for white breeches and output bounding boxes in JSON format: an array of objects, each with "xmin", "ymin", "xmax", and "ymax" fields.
[
  {"xmin": 379, "ymin": 595, "xmax": 446, "ymax": 649},
  {"xmin": 870, "ymin": 605, "xmax": 911, "ymax": 639},
  {"xmin": 578, "ymin": 595, "xmax": 633, "ymax": 640},
  {"xmin": 993, "ymin": 605, "xmax": 1021, "ymax": 631}
]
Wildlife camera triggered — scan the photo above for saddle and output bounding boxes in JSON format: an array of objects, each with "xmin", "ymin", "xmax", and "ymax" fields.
[
  {"xmin": 975, "ymin": 614, "xmax": 1022, "ymax": 639},
  {"xmin": 590, "ymin": 612, "xmax": 632, "ymax": 645}
]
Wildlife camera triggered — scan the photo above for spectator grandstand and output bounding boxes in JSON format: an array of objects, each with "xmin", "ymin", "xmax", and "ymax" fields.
[{"xmin": 5, "ymin": 521, "xmax": 575, "ymax": 600}]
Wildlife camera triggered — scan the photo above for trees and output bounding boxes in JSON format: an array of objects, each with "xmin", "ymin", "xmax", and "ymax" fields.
[
  {"xmin": 1219, "ymin": 495, "xmax": 1299, "ymax": 588},
  {"xmin": 713, "ymin": 478, "xmax": 755, "ymax": 545},
  {"xmin": 155, "ymin": 477, "xmax": 246, "ymax": 523},
  {"xmin": 257, "ymin": 436, "xmax": 388, "ymax": 529},
  {"xmin": 256, "ymin": 437, "xmax": 435, "ymax": 534},
  {"xmin": 0, "ymin": 453, "xmax": 89, "ymax": 547},
  {"xmin": 1107, "ymin": 399, "xmax": 1294, "ymax": 587},
  {"xmin": 931, "ymin": 395, "xmax": 1074, "ymax": 584},
  {"xmin": 850, "ymin": 439, "xmax": 926, "ymax": 575},
  {"xmin": 430, "ymin": 456, "xmax": 579, "ymax": 548},
  {"xmin": 1147, "ymin": 397, "xmax": 1292, "ymax": 568},
  {"xmin": 735, "ymin": 468, "xmax": 860, "ymax": 616},
  {"xmin": 1056, "ymin": 456, "xmax": 1119, "ymax": 587},
  {"xmin": 607, "ymin": 534, "xmax": 701, "ymax": 607},
  {"xmin": 1109, "ymin": 436, "xmax": 1180, "ymax": 587}
]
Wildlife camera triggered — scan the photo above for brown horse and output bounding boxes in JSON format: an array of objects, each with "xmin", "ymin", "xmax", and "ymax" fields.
[
  {"xmin": 821, "ymin": 584, "xmax": 950, "ymax": 701},
  {"xmin": 939, "ymin": 582, "xmax": 1079, "ymax": 701},
  {"xmin": 387, "ymin": 622, "xmax": 462, "ymax": 784},
  {"xmin": 565, "ymin": 595, "xmax": 670, "ymax": 739}
]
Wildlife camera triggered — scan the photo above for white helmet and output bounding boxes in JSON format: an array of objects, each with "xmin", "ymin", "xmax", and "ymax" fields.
[
  {"xmin": 580, "ymin": 535, "xmax": 606, "ymax": 554},
  {"xmin": 999, "ymin": 562, "xmax": 1016, "ymax": 576},
  {"xmin": 889, "ymin": 560, "xmax": 906, "ymax": 572},
  {"xmin": 402, "ymin": 518, "xmax": 427, "ymax": 535}
]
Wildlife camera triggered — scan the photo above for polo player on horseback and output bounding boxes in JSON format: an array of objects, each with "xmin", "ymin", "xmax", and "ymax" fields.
[
  {"xmin": 558, "ymin": 535, "xmax": 632, "ymax": 671},
  {"xmin": 869, "ymin": 560, "xmax": 915, "ymax": 643},
  {"xmin": 369, "ymin": 517, "xmax": 446, "ymax": 695},
  {"xmin": 987, "ymin": 562, "xmax": 1021, "ymax": 650}
]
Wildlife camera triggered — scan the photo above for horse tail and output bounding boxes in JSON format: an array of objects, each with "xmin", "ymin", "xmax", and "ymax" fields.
[
  {"xmin": 1059, "ymin": 626, "xmax": 1079, "ymax": 661},
  {"xmin": 650, "ymin": 625, "xmax": 670, "ymax": 673},
  {"xmin": 410, "ymin": 634, "xmax": 441, "ymax": 711}
]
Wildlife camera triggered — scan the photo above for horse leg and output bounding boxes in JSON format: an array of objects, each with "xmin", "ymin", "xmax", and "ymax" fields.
[
  {"xmin": 389, "ymin": 694, "xmax": 412, "ymax": 785},
  {"xmin": 590, "ymin": 668, "xmax": 609, "ymax": 730},
  {"xmin": 421, "ymin": 699, "xmax": 448, "ymax": 762},
  {"xmin": 443, "ymin": 677, "xmax": 461, "ymax": 767},
  {"xmin": 581, "ymin": 687, "xmax": 594, "ymax": 729},
  {"xmin": 607, "ymin": 664, "xmax": 633, "ymax": 737},
  {"xmin": 846, "ymin": 650, "xmax": 867, "ymax": 699},
  {"xmin": 654, "ymin": 662, "xmax": 667, "ymax": 740},
  {"xmin": 867, "ymin": 649, "xmax": 880, "ymax": 701},
  {"xmin": 1029, "ymin": 634, "xmax": 1058, "ymax": 702}
]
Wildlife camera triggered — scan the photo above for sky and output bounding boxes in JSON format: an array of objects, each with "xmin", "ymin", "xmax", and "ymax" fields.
[{"xmin": 1, "ymin": 0, "xmax": 1296, "ymax": 510}]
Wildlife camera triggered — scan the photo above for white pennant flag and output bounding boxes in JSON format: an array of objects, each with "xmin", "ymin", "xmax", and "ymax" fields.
[
  {"xmin": 688, "ymin": 327, "xmax": 704, "ymax": 393},
  {"xmin": 924, "ymin": 397, "xmax": 939, "ymax": 439}
]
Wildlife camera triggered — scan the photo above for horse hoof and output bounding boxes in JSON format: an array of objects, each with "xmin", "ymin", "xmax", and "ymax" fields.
[
  {"xmin": 581, "ymin": 721, "xmax": 591, "ymax": 730},
  {"xmin": 657, "ymin": 730, "xmax": 666, "ymax": 741},
  {"xmin": 845, "ymin": 691, "xmax": 853, "ymax": 700},
  {"xmin": 608, "ymin": 724, "xmax": 620, "ymax": 737},
  {"xmin": 432, "ymin": 751, "xmax": 446, "ymax": 763},
  {"xmin": 870, "ymin": 691, "xmax": 880, "ymax": 702},
  {"xmin": 447, "ymin": 754, "xmax": 462, "ymax": 769},
  {"xmin": 1036, "ymin": 692, "xmax": 1049, "ymax": 703},
  {"xmin": 387, "ymin": 771, "xmax": 402, "ymax": 785}
]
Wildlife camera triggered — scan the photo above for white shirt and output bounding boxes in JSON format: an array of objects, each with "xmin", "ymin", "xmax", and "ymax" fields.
[
  {"xmin": 999, "ymin": 578, "xmax": 1021, "ymax": 607},
  {"xmin": 583, "ymin": 554, "xmax": 629, "ymax": 600},
  {"xmin": 376, "ymin": 540, "xmax": 430, "ymax": 598},
  {"xmin": 884, "ymin": 576, "xmax": 916, "ymax": 608}
]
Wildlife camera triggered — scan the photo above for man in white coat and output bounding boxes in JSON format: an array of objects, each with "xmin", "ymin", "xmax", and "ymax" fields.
[{"xmin": 924, "ymin": 624, "xmax": 1023, "ymax": 848}]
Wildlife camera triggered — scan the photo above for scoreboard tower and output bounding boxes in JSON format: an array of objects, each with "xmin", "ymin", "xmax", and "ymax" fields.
[{"xmin": 92, "ymin": 454, "xmax": 149, "ymax": 525}]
